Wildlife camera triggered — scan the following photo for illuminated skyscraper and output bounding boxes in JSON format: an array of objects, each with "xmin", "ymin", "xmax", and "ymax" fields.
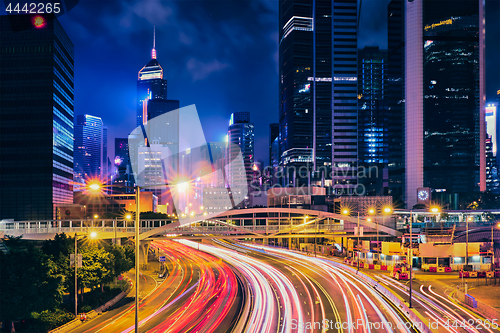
[
  {"xmin": 279, "ymin": 0, "xmax": 358, "ymax": 191},
  {"xmin": 0, "ymin": 15, "xmax": 74, "ymax": 220},
  {"xmin": 227, "ymin": 112, "xmax": 254, "ymax": 187},
  {"xmin": 357, "ymin": 46, "xmax": 389, "ymax": 196},
  {"xmin": 404, "ymin": 0, "xmax": 486, "ymax": 207},
  {"xmin": 136, "ymin": 28, "xmax": 169, "ymax": 127},
  {"xmin": 485, "ymin": 102, "xmax": 498, "ymax": 156},
  {"xmin": 74, "ymin": 114, "xmax": 103, "ymax": 187},
  {"xmin": 134, "ymin": 28, "xmax": 179, "ymax": 203}
]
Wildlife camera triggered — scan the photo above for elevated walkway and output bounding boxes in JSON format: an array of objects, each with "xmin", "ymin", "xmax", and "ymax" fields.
[{"xmin": 0, "ymin": 208, "xmax": 401, "ymax": 241}]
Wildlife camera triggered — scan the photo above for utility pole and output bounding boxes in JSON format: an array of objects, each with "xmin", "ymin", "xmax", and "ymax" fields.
[
  {"xmin": 75, "ymin": 235, "xmax": 78, "ymax": 317},
  {"xmin": 357, "ymin": 212, "xmax": 360, "ymax": 272},
  {"xmin": 135, "ymin": 185, "xmax": 140, "ymax": 333},
  {"xmin": 409, "ymin": 211, "xmax": 413, "ymax": 308}
]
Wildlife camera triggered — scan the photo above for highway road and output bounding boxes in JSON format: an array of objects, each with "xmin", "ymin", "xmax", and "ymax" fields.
[
  {"xmin": 179, "ymin": 239, "xmax": 422, "ymax": 333},
  {"xmin": 68, "ymin": 239, "xmax": 499, "ymax": 333},
  {"xmin": 234, "ymin": 242, "xmax": 500, "ymax": 333},
  {"xmin": 68, "ymin": 240, "xmax": 242, "ymax": 333}
]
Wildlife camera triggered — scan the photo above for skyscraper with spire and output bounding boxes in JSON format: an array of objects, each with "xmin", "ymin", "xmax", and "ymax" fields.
[
  {"xmin": 132, "ymin": 27, "xmax": 179, "ymax": 204},
  {"xmin": 136, "ymin": 27, "xmax": 171, "ymax": 127}
]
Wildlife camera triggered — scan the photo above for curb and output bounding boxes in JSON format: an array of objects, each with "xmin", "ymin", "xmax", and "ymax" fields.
[
  {"xmin": 449, "ymin": 289, "xmax": 500, "ymax": 322},
  {"xmin": 48, "ymin": 276, "xmax": 133, "ymax": 333}
]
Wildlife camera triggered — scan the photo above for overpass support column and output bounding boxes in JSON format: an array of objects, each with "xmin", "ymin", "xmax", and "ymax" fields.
[
  {"xmin": 289, "ymin": 237, "xmax": 291, "ymax": 250},
  {"xmin": 139, "ymin": 240, "xmax": 151, "ymax": 270}
]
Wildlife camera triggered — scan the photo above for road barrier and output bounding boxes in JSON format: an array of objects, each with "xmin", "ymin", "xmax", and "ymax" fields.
[
  {"xmin": 453, "ymin": 288, "xmax": 500, "ymax": 321},
  {"xmin": 327, "ymin": 260, "xmax": 432, "ymax": 333},
  {"xmin": 49, "ymin": 276, "xmax": 133, "ymax": 333}
]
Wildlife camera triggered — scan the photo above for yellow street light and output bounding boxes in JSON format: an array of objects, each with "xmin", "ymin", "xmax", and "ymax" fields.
[
  {"xmin": 93, "ymin": 214, "xmax": 98, "ymax": 219},
  {"xmin": 430, "ymin": 206, "xmax": 440, "ymax": 213},
  {"xmin": 342, "ymin": 209, "xmax": 350, "ymax": 216},
  {"xmin": 383, "ymin": 206, "xmax": 393, "ymax": 215},
  {"xmin": 367, "ymin": 218, "xmax": 372, "ymax": 222},
  {"xmin": 126, "ymin": 214, "xmax": 132, "ymax": 220},
  {"xmin": 88, "ymin": 183, "xmax": 101, "ymax": 191},
  {"xmin": 368, "ymin": 208, "xmax": 376, "ymax": 215},
  {"xmin": 90, "ymin": 231, "xmax": 97, "ymax": 238}
]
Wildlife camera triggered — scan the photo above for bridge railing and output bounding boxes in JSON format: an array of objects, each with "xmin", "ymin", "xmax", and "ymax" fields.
[{"xmin": 1, "ymin": 219, "xmax": 346, "ymax": 237}]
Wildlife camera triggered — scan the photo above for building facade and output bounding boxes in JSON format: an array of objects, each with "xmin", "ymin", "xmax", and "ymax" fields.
[
  {"xmin": 227, "ymin": 112, "xmax": 254, "ymax": 187},
  {"xmin": 357, "ymin": 46, "xmax": 389, "ymax": 196},
  {"xmin": 74, "ymin": 114, "xmax": 103, "ymax": 187},
  {"xmin": 133, "ymin": 30, "xmax": 180, "ymax": 204},
  {"xmin": 0, "ymin": 15, "xmax": 74, "ymax": 220},
  {"xmin": 386, "ymin": 0, "xmax": 405, "ymax": 201},
  {"xmin": 404, "ymin": 0, "xmax": 486, "ymax": 207},
  {"xmin": 279, "ymin": 0, "xmax": 358, "ymax": 191}
]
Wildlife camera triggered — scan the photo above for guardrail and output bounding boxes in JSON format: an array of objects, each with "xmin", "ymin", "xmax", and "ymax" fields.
[
  {"xmin": 0, "ymin": 221, "xmax": 347, "ymax": 237},
  {"xmin": 48, "ymin": 276, "xmax": 133, "ymax": 333},
  {"xmin": 325, "ymin": 260, "xmax": 432, "ymax": 333},
  {"xmin": 453, "ymin": 288, "xmax": 500, "ymax": 321}
]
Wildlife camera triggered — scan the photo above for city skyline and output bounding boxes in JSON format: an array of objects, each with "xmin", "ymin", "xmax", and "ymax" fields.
[
  {"xmin": 2, "ymin": 3, "xmax": 500, "ymax": 332},
  {"xmin": 49, "ymin": 0, "xmax": 499, "ymax": 165}
]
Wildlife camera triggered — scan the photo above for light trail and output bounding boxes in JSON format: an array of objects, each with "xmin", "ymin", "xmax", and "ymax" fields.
[{"xmin": 178, "ymin": 239, "xmax": 306, "ymax": 333}]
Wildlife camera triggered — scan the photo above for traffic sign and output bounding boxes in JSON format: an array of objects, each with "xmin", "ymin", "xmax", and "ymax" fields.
[
  {"xmin": 70, "ymin": 254, "xmax": 82, "ymax": 268},
  {"xmin": 159, "ymin": 256, "xmax": 166, "ymax": 262}
]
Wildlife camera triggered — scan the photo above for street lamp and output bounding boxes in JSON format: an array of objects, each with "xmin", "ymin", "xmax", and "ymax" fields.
[
  {"xmin": 466, "ymin": 215, "xmax": 473, "ymax": 266},
  {"xmin": 367, "ymin": 207, "xmax": 376, "ymax": 250},
  {"xmin": 382, "ymin": 206, "xmax": 393, "ymax": 253},
  {"xmin": 491, "ymin": 222, "xmax": 500, "ymax": 270},
  {"xmin": 342, "ymin": 208, "xmax": 360, "ymax": 272},
  {"xmin": 88, "ymin": 181, "xmax": 141, "ymax": 332},
  {"xmin": 74, "ymin": 231, "xmax": 97, "ymax": 317}
]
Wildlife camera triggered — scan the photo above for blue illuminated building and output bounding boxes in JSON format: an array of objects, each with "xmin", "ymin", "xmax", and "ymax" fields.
[
  {"xmin": 74, "ymin": 114, "xmax": 103, "ymax": 186},
  {"xmin": 279, "ymin": 0, "xmax": 359, "ymax": 191},
  {"xmin": 0, "ymin": 15, "xmax": 74, "ymax": 220}
]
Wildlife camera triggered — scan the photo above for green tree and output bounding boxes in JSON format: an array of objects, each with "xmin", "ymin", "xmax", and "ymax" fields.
[
  {"xmin": 105, "ymin": 244, "xmax": 134, "ymax": 279},
  {"xmin": 0, "ymin": 249, "xmax": 64, "ymax": 329},
  {"xmin": 412, "ymin": 204, "xmax": 426, "ymax": 210},
  {"xmin": 140, "ymin": 211, "xmax": 169, "ymax": 219},
  {"xmin": 440, "ymin": 212, "xmax": 450, "ymax": 222},
  {"xmin": 78, "ymin": 245, "xmax": 112, "ymax": 291}
]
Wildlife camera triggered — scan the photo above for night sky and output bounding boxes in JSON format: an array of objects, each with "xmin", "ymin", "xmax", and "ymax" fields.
[{"xmin": 25, "ymin": 0, "xmax": 500, "ymax": 164}]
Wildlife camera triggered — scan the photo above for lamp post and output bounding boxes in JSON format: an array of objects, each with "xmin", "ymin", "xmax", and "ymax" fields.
[
  {"xmin": 466, "ymin": 216, "xmax": 473, "ymax": 266},
  {"xmin": 492, "ymin": 223, "xmax": 500, "ymax": 271},
  {"xmin": 74, "ymin": 231, "xmax": 97, "ymax": 317},
  {"xmin": 88, "ymin": 181, "xmax": 142, "ymax": 333},
  {"xmin": 368, "ymin": 208, "xmax": 376, "ymax": 247},
  {"xmin": 342, "ymin": 209, "xmax": 360, "ymax": 272},
  {"xmin": 135, "ymin": 185, "xmax": 140, "ymax": 331}
]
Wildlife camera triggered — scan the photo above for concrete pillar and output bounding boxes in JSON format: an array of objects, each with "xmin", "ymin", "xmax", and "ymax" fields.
[{"xmin": 139, "ymin": 240, "xmax": 151, "ymax": 269}]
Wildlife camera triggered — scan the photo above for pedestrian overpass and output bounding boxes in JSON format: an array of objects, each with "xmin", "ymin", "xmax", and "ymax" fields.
[{"xmin": 0, "ymin": 207, "xmax": 402, "ymax": 241}]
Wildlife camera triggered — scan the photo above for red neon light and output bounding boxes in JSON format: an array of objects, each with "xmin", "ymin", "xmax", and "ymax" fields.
[{"xmin": 32, "ymin": 16, "xmax": 46, "ymax": 29}]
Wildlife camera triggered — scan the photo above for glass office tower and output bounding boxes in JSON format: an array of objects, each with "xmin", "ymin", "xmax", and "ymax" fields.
[
  {"xmin": 0, "ymin": 15, "xmax": 74, "ymax": 220},
  {"xmin": 279, "ymin": 0, "xmax": 358, "ymax": 191},
  {"xmin": 74, "ymin": 114, "xmax": 103, "ymax": 186},
  {"xmin": 357, "ymin": 46, "xmax": 389, "ymax": 195},
  {"xmin": 405, "ymin": 0, "xmax": 485, "ymax": 207},
  {"xmin": 227, "ymin": 112, "xmax": 255, "ymax": 186}
]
